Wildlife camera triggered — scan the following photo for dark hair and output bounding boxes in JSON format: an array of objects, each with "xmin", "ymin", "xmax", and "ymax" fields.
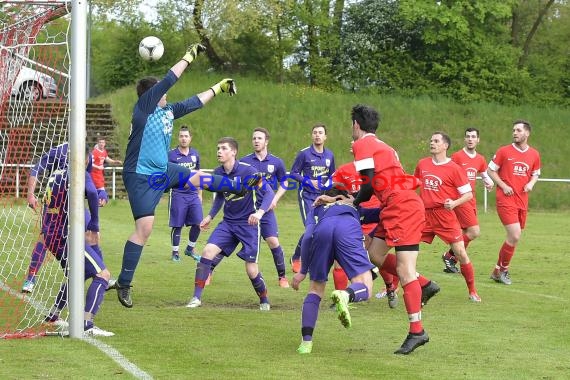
[
  {"xmin": 465, "ymin": 127, "xmax": 479, "ymax": 137},
  {"xmin": 179, "ymin": 125, "xmax": 192, "ymax": 136},
  {"xmin": 351, "ymin": 104, "xmax": 380, "ymax": 133},
  {"xmin": 312, "ymin": 123, "xmax": 327, "ymax": 134},
  {"xmin": 433, "ymin": 131, "xmax": 451, "ymax": 150},
  {"xmin": 217, "ymin": 137, "xmax": 238, "ymax": 152},
  {"xmin": 321, "ymin": 187, "xmax": 350, "ymax": 198},
  {"xmin": 254, "ymin": 127, "xmax": 270, "ymax": 140},
  {"xmin": 136, "ymin": 77, "xmax": 159, "ymax": 98},
  {"xmin": 513, "ymin": 119, "xmax": 532, "ymax": 132}
]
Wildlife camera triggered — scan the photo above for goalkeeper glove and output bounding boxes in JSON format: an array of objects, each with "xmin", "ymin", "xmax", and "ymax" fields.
[
  {"xmin": 182, "ymin": 43, "xmax": 206, "ymax": 65},
  {"xmin": 210, "ymin": 78, "xmax": 237, "ymax": 96}
]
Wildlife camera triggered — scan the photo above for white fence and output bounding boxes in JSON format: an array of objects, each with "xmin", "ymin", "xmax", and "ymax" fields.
[{"xmin": 2, "ymin": 163, "xmax": 569, "ymax": 212}]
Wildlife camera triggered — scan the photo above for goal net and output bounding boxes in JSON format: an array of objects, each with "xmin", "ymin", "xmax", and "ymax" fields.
[{"xmin": 0, "ymin": 0, "xmax": 71, "ymax": 338}]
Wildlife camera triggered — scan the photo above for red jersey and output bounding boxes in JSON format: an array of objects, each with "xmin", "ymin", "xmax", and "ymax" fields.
[
  {"xmin": 352, "ymin": 134, "xmax": 417, "ymax": 207},
  {"xmin": 451, "ymin": 148, "xmax": 487, "ymax": 205},
  {"xmin": 332, "ymin": 162, "xmax": 380, "ymax": 209},
  {"xmin": 488, "ymin": 143, "xmax": 541, "ymax": 209},
  {"xmin": 90, "ymin": 147, "xmax": 108, "ymax": 189},
  {"xmin": 414, "ymin": 157, "xmax": 472, "ymax": 209}
]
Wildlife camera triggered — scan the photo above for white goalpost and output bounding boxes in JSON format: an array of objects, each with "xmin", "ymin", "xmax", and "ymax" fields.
[{"xmin": 0, "ymin": 0, "xmax": 87, "ymax": 339}]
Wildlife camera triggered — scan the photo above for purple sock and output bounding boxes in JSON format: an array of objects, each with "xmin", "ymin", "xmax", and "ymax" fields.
[
  {"xmin": 251, "ymin": 273, "xmax": 268, "ymax": 304},
  {"xmin": 85, "ymin": 276, "xmax": 108, "ymax": 315},
  {"xmin": 270, "ymin": 246, "xmax": 286, "ymax": 278},
  {"xmin": 55, "ymin": 282, "xmax": 68, "ymax": 310},
  {"xmin": 211, "ymin": 254, "xmax": 224, "ymax": 270},
  {"xmin": 27, "ymin": 241, "xmax": 47, "ymax": 281},
  {"xmin": 347, "ymin": 282, "xmax": 369, "ymax": 303},
  {"xmin": 292, "ymin": 234, "xmax": 303, "ymax": 260},
  {"xmin": 301, "ymin": 293, "xmax": 321, "ymax": 341},
  {"xmin": 90, "ymin": 244, "xmax": 102, "ymax": 258},
  {"xmin": 194, "ymin": 258, "xmax": 213, "ymax": 299}
]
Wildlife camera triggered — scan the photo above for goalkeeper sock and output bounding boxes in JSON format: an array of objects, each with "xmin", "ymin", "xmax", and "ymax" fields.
[
  {"xmin": 118, "ymin": 240, "xmax": 143, "ymax": 286},
  {"xmin": 27, "ymin": 241, "xmax": 47, "ymax": 281}
]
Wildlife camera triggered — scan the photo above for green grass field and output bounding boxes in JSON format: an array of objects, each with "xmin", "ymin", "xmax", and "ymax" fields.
[{"xmin": 1, "ymin": 199, "xmax": 569, "ymax": 379}]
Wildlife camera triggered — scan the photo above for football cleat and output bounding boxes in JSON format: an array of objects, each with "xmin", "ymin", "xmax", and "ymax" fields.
[
  {"xmin": 84, "ymin": 325, "xmax": 115, "ymax": 337},
  {"xmin": 106, "ymin": 278, "xmax": 117, "ymax": 291},
  {"xmin": 278, "ymin": 277, "xmax": 290, "ymax": 288},
  {"xmin": 186, "ymin": 297, "xmax": 202, "ymax": 308},
  {"xmin": 330, "ymin": 290, "xmax": 352, "ymax": 328},
  {"xmin": 259, "ymin": 302, "xmax": 271, "ymax": 311},
  {"xmin": 394, "ymin": 331, "xmax": 429, "ymax": 355},
  {"xmin": 171, "ymin": 253, "xmax": 180, "ymax": 262},
  {"xmin": 291, "ymin": 258, "xmax": 301, "ymax": 274},
  {"xmin": 421, "ymin": 281, "xmax": 440, "ymax": 307},
  {"xmin": 184, "ymin": 247, "xmax": 201, "ymax": 262},
  {"xmin": 490, "ymin": 270, "xmax": 512, "ymax": 285},
  {"xmin": 468, "ymin": 292, "xmax": 482, "ymax": 303},
  {"xmin": 387, "ymin": 287, "xmax": 398, "ymax": 309},
  {"xmin": 21, "ymin": 279, "xmax": 35, "ymax": 293},
  {"xmin": 442, "ymin": 253, "xmax": 459, "ymax": 274},
  {"xmin": 116, "ymin": 283, "xmax": 133, "ymax": 308},
  {"xmin": 297, "ymin": 340, "xmax": 313, "ymax": 354}
]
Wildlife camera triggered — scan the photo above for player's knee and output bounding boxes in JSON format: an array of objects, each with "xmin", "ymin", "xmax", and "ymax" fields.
[
  {"xmin": 466, "ymin": 226, "xmax": 481, "ymax": 239},
  {"xmin": 96, "ymin": 269, "xmax": 111, "ymax": 281}
]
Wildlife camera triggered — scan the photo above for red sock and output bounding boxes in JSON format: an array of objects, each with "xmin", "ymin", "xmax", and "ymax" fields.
[
  {"xmin": 333, "ymin": 267, "xmax": 348, "ymax": 290},
  {"xmin": 403, "ymin": 280, "xmax": 423, "ymax": 334},
  {"xmin": 379, "ymin": 267, "xmax": 394, "ymax": 287},
  {"xmin": 380, "ymin": 254, "xmax": 397, "ymax": 276},
  {"xmin": 460, "ymin": 262, "xmax": 477, "ymax": 294},
  {"xmin": 499, "ymin": 242, "xmax": 515, "ymax": 270},
  {"xmin": 417, "ymin": 274, "xmax": 430, "ymax": 288},
  {"xmin": 463, "ymin": 234, "xmax": 472, "ymax": 249}
]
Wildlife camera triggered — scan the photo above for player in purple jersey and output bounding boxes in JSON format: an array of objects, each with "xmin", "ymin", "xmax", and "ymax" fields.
[
  {"xmin": 23, "ymin": 145, "xmax": 114, "ymax": 336},
  {"xmin": 291, "ymin": 188, "xmax": 374, "ymax": 354},
  {"xmin": 187, "ymin": 137, "xmax": 274, "ymax": 310},
  {"xmin": 168, "ymin": 126, "xmax": 203, "ymax": 262},
  {"xmin": 274, "ymin": 124, "xmax": 335, "ymax": 273},
  {"xmin": 22, "ymin": 144, "xmax": 101, "ymax": 293},
  {"xmin": 239, "ymin": 127, "xmax": 290, "ymax": 287},
  {"xmin": 117, "ymin": 45, "xmax": 261, "ymax": 308}
]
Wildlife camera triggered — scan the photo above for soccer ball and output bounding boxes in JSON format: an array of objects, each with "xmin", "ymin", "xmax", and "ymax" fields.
[{"xmin": 138, "ymin": 36, "xmax": 164, "ymax": 62}]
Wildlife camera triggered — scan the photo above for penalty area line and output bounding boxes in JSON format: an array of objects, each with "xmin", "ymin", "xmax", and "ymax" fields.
[{"xmin": 83, "ymin": 336, "xmax": 153, "ymax": 380}]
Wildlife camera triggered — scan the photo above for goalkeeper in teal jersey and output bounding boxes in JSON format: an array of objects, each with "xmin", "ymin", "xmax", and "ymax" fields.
[{"xmin": 116, "ymin": 44, "xmax": 260, "ymax": 308}]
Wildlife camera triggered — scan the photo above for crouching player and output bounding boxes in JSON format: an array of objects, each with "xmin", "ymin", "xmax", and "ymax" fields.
[{"xmin": 291, "ymin": 187, "xmax": 374, "ymax": 354}]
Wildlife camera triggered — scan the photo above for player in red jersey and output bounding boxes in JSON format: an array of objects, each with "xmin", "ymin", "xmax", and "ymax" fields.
[
  {"xmin": 414, "ymin": 132, "xmax": 481, "ymax": 303},
  {"xmin": 350, "ymin": 104, "xmax": 437, "ymax": 355},
  {"xmin": 90, "ymin": 137, "xmax": 122, "ymax": 205},
  {"xmin": 487, "ymin": 120, "xmax": 540, "ymax": 285},
  {"xmin": 441, "ymin": 128, "xmax": 494, "ymax": 273}
]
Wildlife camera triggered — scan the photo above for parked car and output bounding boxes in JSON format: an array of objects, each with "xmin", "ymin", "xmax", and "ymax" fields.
[{"xmin": 10, "ymin": 66, "xmax": 57, "ymax": 101}]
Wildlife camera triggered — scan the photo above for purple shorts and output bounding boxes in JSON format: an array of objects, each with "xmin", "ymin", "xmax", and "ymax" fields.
[
  {"xmin": 308, "ymin": 215, "xmax": 374, "ymax": 282},
  {"xmin": 260, "ymin": 210, "xmax": 279, "ymax": 238},
  {"xmin": 207, "ymin": 221, "xmax": 260, "ymax": 263},
  {"xmin": 169, "ymin": 194, "xmax": 203, "ymax": 227}
]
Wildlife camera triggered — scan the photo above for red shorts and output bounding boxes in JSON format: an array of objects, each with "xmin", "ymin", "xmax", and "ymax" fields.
[
  {"xmin": 90, "ymin": 170, "xmax": 105, "ymax": 189},
  {"xmin": 453, "ymin": 203, "xmax": 478, "ymax": 229},
  {"xmin": 497, "ymin": 204, "xmax": 527, "ymax": 229},
  {"xmin": 374, "ymin": 191, "xmax": 424, "ymax": 247},
  {"xmin": 421, "ymin": 208, "xmax": 463, "ymax": 244},
  {"xmin": 361, "ymin": 222, "xmax": 377, "ymax": 236}
]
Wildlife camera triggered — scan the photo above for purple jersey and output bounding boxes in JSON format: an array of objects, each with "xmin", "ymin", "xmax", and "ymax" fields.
[
  {"xmin": 290, "ymin": 145, "xmax": 335, "ymax": 198},
  {"xmin": 168, "ymin": 147, "xmax": 201, "ymax": 196},
  {"xmin": 210, "ymin": 161, "xmax": 274, "ymax": 225},
  {"xmin": 239, "ymin": 152, "xmax": 287, "ymax": 190},
  {"xmin": 31, "ymin": 143, "xmax": 69, "ymax": 178}
]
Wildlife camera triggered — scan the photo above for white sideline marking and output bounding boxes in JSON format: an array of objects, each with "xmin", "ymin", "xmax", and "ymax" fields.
[
  {"xmin": 1, "ymin": 281, "xmax": 152, "ymax": 379},
  {"xmin": 83, "ymin": 336, "xmax": 153, "ymax": 380}
]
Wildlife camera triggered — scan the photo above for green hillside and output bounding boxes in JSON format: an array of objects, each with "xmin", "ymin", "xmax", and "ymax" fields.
[{"xmin": 91, "ymin": 71, "xmax": 570, "ymax": 209}]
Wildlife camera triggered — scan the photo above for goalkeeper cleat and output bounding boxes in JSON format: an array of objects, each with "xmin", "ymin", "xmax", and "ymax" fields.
[
  {"xmin": 331, "ymin": 290, "xmax": 352, "ymax": 328},
  {"xmin": 21, "ymin": 279, "xmax": 35, "ymax": 293},
  {"xmin": 116, "ymin": 283, "xmax": 133, "ymax": 308},
  {"xmin": 394, "ymin": 331, "xmax": 429, "ymax": 355},
  {"xmin": 226, "ymin": 172, "xmax": 262, "ymax": 201},
  {"xmin": 171, "ymin": 253, "xmax": 180, "ymax": 262},
  {"xmin": 259, "ymin": 302, "xmax": 271, "ymax": 311},
  {"xmin": 84, "ymin": 325, "xmax": 115, "ymax": 337},
  {"xmin": 278, "ymin": 277, "xmax": 290, "ymax": 288},
  {"xmin": 186, "ymin": 297, "xmax": 202, "ymax": 308},
  {"xmin": 106, "ymin": 278, "xmax": 117, "ymax": 291},
  {"xmin": 184, "ymin": 247, "xmax": 202, "ymax": 262},
  {"xmin": 468, "ymin": 292, "xmax": 482, "ymax": 303},
  {"xmin": 297, "ymin": 340, "xmax": 313, "ymax": 354},
  {"xmin": 442, "ymin": 253, "xmax": 459, "ymax": 274},
  {"xmin": 421, "ymin": 281, "xmax": 440, "ymax": 307}
]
